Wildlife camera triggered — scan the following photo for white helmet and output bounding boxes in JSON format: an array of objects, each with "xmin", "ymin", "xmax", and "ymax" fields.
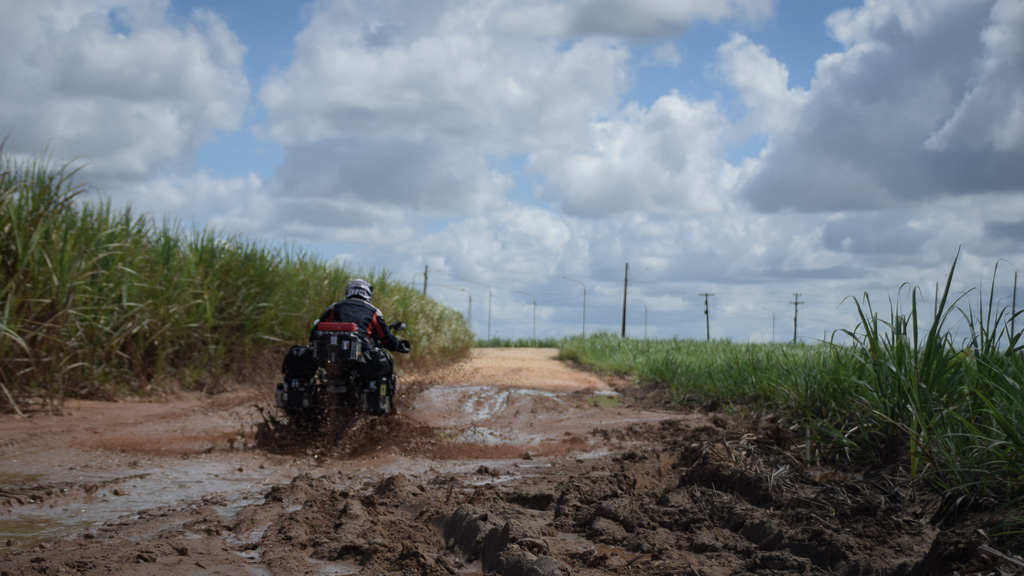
[{"xmin": 345, "ymin": 279, "xmax": 373, "ymax": 302}]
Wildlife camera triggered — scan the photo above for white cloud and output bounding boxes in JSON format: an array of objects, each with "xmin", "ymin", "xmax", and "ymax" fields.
[
  {"xmin": 926, "ymin": 0, "xmax": 1024, "ymax": 152},
  {"xmin": 741, "ymin": 0, "xmax": 1024, "ymax": 212},
  {"xmin": 490, "ymin": 0, "xmax": 774, "ymax": 39},
  {"xmin": 255, "ymin": 0, "xmax": 641, "ymax": 220},
  {"xmin": 0, "ymin": 0, "xmax": 248, "ymax": 180},
  {"xmin": 715, "ymin": 34, "xmax": 807, "ymax": 136},
  {"xmin": 525, "ymin": 32, "xmax": 808, "ymax": 218},
  {"xmin": 258, "ymin": 1, "xmax": 630, "ymax": 151},
  {"xmin": 827, "ymin": 0, "xmax": 967, "ymax": 46},
  {"xmin": 567, "ymin": 0, "xmax": 775, "ymax": 37},
  {"xmin": 528, "ymin": 94, "xmax": 741, "ymax": 216},
  {"xmin": 270, "ymin": 139, "xmax": 513, "ymax": 216},
  {"xmin": 424, "ymin": 204, "xmax": 576, "ymax": 283},
  {"xmin": 254, "ymin": 0, "xmax": 792, "ymax": 222},
  {"xmin": 120, "ymin": 170, "xmax": 263, "ymax": 224}
]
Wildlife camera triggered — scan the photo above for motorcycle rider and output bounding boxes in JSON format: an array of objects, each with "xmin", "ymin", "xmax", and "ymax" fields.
[{"xmin": 316, "ymin": 279, "xmax": 409, "ymax": 379}]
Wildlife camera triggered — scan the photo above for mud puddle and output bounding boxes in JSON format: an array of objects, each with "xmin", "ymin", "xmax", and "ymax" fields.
[
  {"xmin": 417, "ymin": 385, "xmax": 599, "ymax": 447},
  {"xmin": 0, "ymin": 454, "xmax": 299, "ymax": 547}
]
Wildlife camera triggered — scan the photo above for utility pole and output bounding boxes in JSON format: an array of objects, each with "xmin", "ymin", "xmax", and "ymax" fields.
[
  {"xmin": 423, "ymin": 265, "xmax": 428, "ymax": 296},
  {"xmin": 621, "ymin": 263, "xmax": 629, "ymax": 337},
  {"xmin": 790, "ymin": 293, "xmax": 804, "ymax": 344},
  {"xmin": 699, "ymin": 293, "xmax": 714, "ymax": 341}
]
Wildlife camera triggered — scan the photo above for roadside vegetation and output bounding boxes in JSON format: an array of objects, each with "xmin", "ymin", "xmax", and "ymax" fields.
[
  {"xmin": 560, "ymin": 257, "xmax": 1024, "ymax": 540},
  {"xmin": 475, "ymin": 337, "xmax": 562, "ymax": 348},
  {"xmin": 0, "ymin": 145, "xmax": 473, "ymax": 413}
]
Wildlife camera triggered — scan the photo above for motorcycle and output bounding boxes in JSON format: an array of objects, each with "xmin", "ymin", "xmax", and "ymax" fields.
[{"xmin": 275, "ymin": 320, "xmax": 410, "ymax": 426}]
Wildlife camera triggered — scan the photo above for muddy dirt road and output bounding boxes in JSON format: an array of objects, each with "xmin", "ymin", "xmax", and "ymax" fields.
[{"xmin": 0, "ymin": 348, "xmax": 1015, "ymax": 575}]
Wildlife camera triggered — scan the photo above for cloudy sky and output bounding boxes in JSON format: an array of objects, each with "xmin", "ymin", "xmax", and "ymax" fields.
[{"xmin": 2, "ymin": 0, "xmax": 1023, "ymax": 342}]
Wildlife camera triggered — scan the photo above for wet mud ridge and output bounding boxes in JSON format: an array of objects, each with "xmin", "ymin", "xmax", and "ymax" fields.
[
  {"xmin": 0, "ymin": 418, "xmax": 1009, "ymax": 576},
  {"xmin": 0, "ymin": 348, "xmax": 1018, "ymax": 575}
]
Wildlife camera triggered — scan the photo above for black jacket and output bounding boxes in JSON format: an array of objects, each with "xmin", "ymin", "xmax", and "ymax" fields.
[{"xmin": 318, "ymin": 298, "xmax": 401, "ymax": 351}]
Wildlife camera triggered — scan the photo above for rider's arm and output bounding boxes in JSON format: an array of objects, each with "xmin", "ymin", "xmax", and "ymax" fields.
[{"xmin": 369, "ymin": 312, "xmax": 399, "ymax": 351}]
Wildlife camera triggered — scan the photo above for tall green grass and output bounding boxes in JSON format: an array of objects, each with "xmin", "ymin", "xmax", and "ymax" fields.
[
  {"xmin": 0, "ymin": 145, "xmax": 473, "ymax": 410},
  {"xmin": 558, "ymin": 334, "xmax": 854, "ymax": 417},
  {"xmin": 475, "ymin": 337, "xmax": 563, "ymax": 348},
  {"xmin": 559, "ymin": 255, "xmax": 1024, "ymax": 508},
  {"xmin": 832, "ymin": 254, "xmax": 1024, "ymax": 502}
]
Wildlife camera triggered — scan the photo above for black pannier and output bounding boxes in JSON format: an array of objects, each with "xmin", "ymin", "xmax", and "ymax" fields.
[
  {"xmin": 278, "ymin": 345, "xmax": 318, "ymax": 411},
  {"xmin": 360, "ymin": 348, "xmax": 393, "ymax": 380},
  {"xmin": 281, "ymin": 345, "xmax": 318, "ymax": 380}
]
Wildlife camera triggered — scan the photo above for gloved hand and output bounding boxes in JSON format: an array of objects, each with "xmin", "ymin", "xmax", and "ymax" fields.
[{"xmin": 397, "ymin": 339, "xmax": 411, "ymax": 353}]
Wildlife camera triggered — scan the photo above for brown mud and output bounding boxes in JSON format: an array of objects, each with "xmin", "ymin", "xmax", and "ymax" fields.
[{"xmin": 0, "ymin": 347, "xmax": 1019, "ymax": 575}]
